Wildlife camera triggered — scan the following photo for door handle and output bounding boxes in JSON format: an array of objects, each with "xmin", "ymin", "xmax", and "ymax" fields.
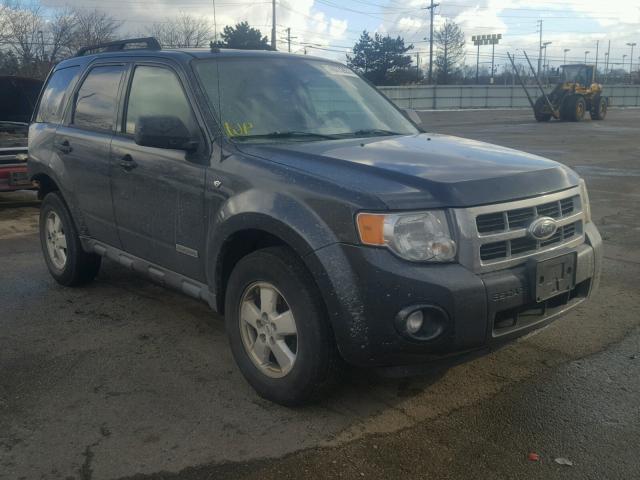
[
  {"xmin": 55, "ymin": 139, "xmax": 73, "ymax": 154},
  {"xmin": 119, "ymin": 154, "xmax": 137, "ymax": 171}
]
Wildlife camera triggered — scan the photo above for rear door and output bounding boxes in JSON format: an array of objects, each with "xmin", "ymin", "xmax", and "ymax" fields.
[
  {"xmin": 110, "ymin": 62, "xmax": 208, "ymax": 281},
  {"xmin": 54, "ymin": 63, "xmax": 126, "ymax": 246}
]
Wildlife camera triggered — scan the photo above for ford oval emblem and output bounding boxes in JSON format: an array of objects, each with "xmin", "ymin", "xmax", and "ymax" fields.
[{"xmin": 528, "ymin": 217, "xmax": 558, "ymax": 240}]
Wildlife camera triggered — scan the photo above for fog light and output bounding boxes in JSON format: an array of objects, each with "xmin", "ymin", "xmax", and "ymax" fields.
[
  {"xmin": 406, "ymin": 310, "xmax": 424, "ymax": 334},
  {"xmin": 394, "ymin": 305, "xmax": 450, "ymax": 341}
]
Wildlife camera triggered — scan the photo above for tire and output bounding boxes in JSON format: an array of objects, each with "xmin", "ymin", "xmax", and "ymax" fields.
[
  {"xmin": 590, "ymin": 96, "xmax": 607, "ymax": 120},
  {"xmin": 224, "ymin": 246, "xmax": 341, "ymax": 406},
  {"xmin": 534, "ymin": 97, "xmax": 552, "ymax": 122},
  {"xmin": 39, "ymin": 192, "xmax": 101, "ymax": 286},
  {"xmin": 565, "ymin": 94, "xmax": 586, "ymax": 121}
]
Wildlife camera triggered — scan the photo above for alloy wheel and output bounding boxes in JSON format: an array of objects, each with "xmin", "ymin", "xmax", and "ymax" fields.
[
  {"xmin": 45, "ymin": 211, "xmax": 68, "ymax": 270},
  {"xmin": 238, "ymin": 282, "xmax": 298, "ymax": 378}
]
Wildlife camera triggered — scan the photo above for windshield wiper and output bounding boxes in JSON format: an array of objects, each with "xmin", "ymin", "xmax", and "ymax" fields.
[
  {"xmin": 336, "ymin": 129, "xmax": 403, "ymax": 138},
  {"xmin": 233, "ymin": 131, "xmax": 340, "ymax": 141}
]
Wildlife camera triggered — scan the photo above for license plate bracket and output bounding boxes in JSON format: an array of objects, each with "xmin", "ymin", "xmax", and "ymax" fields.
[
  {"xmin": 534, "ymin": 253, "xmax": 577, "ymax": 303},
  {"xmin": 9, "ymin": 171, "xmax": 30, "ymax": 186}
]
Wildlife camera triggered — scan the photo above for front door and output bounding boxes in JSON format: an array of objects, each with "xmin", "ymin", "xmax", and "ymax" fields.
[{"xmin": 110, "ymin": 63, "xmax": 208, "ymax": 282}]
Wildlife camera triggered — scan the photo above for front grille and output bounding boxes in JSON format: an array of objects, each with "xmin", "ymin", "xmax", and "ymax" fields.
[
  {"xmin": 455, "ymin": 187, "xmax": 586, "ymax": 273},
  {"xmin": 0, "ymin": 147, "xmax": 27, "ymax": 166},
  {"xmin": 476, "ymin": 195, "xmax": 578, "ymax": 234},
  {"xmin": 479, "ymin": 221, "xmax": 582, "ymax": 261}
]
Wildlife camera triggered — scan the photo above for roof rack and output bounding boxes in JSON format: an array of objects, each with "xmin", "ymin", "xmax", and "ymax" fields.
[{"xmin": 76, "ymin": 37, "xmax": 162, "ymax": 57}]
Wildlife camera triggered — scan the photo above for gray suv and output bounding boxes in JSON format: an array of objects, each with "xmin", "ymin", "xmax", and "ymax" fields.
[{"xmin": 29, "ymin": 38, "xmax": 602, "ymax": 405}]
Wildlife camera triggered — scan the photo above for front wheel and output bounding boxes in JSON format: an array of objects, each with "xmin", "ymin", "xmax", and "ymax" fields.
[
  {"xmin": 39, "ymin": 192, "xmax": 101, "ymax": 286},
  {"xmin": 224, "ymin": 247, "xmax": 341, "ymax": 406},
  {"xmin": 534, "ymin": 97, "xmax": 552, "ymax": 122}
]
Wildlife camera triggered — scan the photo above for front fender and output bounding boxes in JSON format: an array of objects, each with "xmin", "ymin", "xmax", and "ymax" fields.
[{"xmin": 206, "ymin": 188, "xmax": 340, "ymax": 292}]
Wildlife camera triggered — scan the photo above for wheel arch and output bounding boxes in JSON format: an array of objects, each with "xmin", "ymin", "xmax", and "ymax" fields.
[
  {"xmin": 31, "ymin": 172, "xmax": 60, "ymax": 200},
  {"xmin": 208, "ymin": 211, "xmax": 336, "ymax": 315}
]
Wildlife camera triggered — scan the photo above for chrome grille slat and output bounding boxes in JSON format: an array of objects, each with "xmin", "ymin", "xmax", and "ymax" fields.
[{"xmin": 455, "ymin": 187, "xmax": 586, "ymax": 273}]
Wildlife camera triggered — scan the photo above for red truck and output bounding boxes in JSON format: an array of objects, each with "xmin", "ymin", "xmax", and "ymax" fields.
[{"xmin": 0, "ymin": 76, "xmax": 43, "ymax": 192}]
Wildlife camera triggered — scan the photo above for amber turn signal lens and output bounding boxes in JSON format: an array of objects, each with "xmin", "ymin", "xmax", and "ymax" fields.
[{"xmin": 356, "ymin": 213, "xmax": 385, "ymax": 245}]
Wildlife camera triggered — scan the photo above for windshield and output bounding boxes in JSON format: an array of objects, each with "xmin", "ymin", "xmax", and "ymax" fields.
[
  {"xmin": 562, "ymin": 65, "xmax": 591, "ymax": 85},
  {"xmin": 193, "ymin": 57, "xmax": 419, "ymax": 142}
]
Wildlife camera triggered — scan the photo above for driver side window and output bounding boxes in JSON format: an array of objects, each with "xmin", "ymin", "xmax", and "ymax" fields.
[{"xmin": 125, "ymin": 66, "xmax": 197, "ymax": 135}]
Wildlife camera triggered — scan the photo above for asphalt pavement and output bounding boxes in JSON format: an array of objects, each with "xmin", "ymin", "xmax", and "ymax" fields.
[{"xmin": 1, "ymin": 109, "xmax": 639, "ymax": 480}]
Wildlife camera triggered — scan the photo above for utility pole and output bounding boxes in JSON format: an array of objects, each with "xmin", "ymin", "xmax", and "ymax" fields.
[
  {"xmin": 416, "ymin": 52, "xmax": 420, "ymax": 81},
  {"xmin": 474, "ymin": 36, "xmax": 480, "ymax": 84},
  {"xmin": 605, "ymin": 40, "xmax": 611, "ymax": 82},
  {"xmin": 542, "ymin": 41, "xmax": 552, "ymax": 82},
  {"xmin": 425, "ymin": 0, "xmax": 439, "ymax": 84},
  {"xmin": 563, "ymin": 48, "xmax": 570, "ymax": 65},
  {"xmin": 537, "ymin": 19, "xmax": 543, "ymax": 78},
  {"xmin": 490, "ymin": 34, "xmax": 502, "ymax": 84},
  {"xmin": 595, "ymin": 40, "xmax": 599, "ymax": 80},
  {"xmin": 627, "ymin": 43, "xmax": 637, "ymax": 74},
  {"xmin": 271, "ymin": 0, "xmax": 277, "ymax": 51},
  {"xmin": 287, "ymin": 27, "xmax": 291, "ymax": 53},
  {"xmin": 491, "ymin": 40, "xmax": 496, "ymax": 83}
]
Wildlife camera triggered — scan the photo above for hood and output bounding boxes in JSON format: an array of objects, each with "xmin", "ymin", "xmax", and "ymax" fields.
[
  {"xmin": 0, "ymin": 76, "xmax": 43, "ymax": 123},
  {"xmin": 239, "ymin": 133, "xmax": 580, "ymax": 209}
]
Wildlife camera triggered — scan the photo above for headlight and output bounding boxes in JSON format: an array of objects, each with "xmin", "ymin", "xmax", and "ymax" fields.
[
  {"xmin": 356, "ymin": 210, "xmax": 457, "ymax": 262},
  {"xmin": 579, "ymin": 178, "xmax": 592, "ymax": 224}
]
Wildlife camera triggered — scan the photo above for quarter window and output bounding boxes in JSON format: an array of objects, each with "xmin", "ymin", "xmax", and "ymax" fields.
[
  {"xmin": 125, "ymin": 66, "xmax": 196, "ymax": 135},
  {"xmin": 36, "ymin": 66, "xmax": 80, "ymax": 124},
  {"xmin": 73, "ymin": 65, "xmax": 125, "ymax": 131}
]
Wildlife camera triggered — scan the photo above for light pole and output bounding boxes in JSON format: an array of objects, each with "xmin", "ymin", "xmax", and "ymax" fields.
[
  {"xmin": 563, "ymin": 48, "xmax": 570, "ymax": 64},
  {"xmin": 472, "ymin": 33, "xmax": 501, "ymax": 84},
  {"xmin": 627, "ymin": 43, "xmax": 637, "ymax": 74},
  {"xmin": 584, "ymin": 51, "xmax": 590, "ymax": 63},
  {"xmin": 543, "ymin": 41, "xmax": 552, "ymax": 75}
]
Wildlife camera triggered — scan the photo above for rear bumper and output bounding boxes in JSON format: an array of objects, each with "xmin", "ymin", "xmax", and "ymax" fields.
[{"xmin": 309, "ymin": 222, "xmax": 602, "ymax": 367}]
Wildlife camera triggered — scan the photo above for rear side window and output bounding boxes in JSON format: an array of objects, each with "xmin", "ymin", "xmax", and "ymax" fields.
[
  {"xmin": 73, "ymin": 65, "xmax": 125, "ymax": 132},
  {"xmin": 35, "ymin": 66, "xmax": 80, "ymax": 124},
  {"xmin": 124, "ymin": 66, "xmax": 196, "ymax": 135}
]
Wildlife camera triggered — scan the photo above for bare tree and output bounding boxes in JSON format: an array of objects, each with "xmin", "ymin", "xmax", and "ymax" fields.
[
  {"xmin": 67, "ymin": 8, "xmax": 121, "ymax": 52},
  {"xmin": 47, "ymin": 8, "xmax": 77, "ymax": 62},
  {"xmin": 3, "ymin": 1, "xmax": 45, "ymax": 75},
  {"xmin": 434, "ymin": 21, "xmax": 465, "ymax": 85},
  {"xmin": 148, "ymin": 13, "xmax": 211, "ymax": 48},
  {"xmin": 0, "ymin": 3, "xmax": 121, "ymax": 77},
  {"xmin": 0, "ymin": 2, "xmax": 12, "ymax": 43}
]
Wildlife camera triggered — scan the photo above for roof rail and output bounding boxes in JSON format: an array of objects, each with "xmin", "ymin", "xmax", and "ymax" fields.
[{"xmin": 76, "ymin": 37, "xmax": 162, "ymax": 57}]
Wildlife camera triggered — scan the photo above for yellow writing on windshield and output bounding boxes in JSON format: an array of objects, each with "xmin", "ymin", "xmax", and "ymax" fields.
[{"xmin": 224, "ymin": 121, "xmax": 254, "ymax": 137}]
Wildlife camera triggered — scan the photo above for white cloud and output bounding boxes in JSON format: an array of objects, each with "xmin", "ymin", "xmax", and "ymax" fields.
[{"xmin": 329, "ymin": 18, "xmax": 348, "ymax": 38}]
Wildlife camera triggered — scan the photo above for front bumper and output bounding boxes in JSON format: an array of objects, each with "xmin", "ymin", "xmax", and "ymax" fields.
[{"xmin": 309, "ymin": 222, "xmax": 602, "ymax": 367}]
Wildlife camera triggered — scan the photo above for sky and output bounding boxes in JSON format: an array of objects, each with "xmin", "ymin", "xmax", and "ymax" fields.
[{"xmin": 38, "ymin": 0, "xmax": 640, "ymax": 72}]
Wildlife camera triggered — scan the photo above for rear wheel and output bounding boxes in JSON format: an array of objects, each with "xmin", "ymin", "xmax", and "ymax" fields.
[
  {"xmin": 224, "ymin": 246, "xmax": 341, "ymax": 406},
  {"xmin": 534, "ymin": 97, "xmax": 552, "ymax": 122},
  {"xmin": 39, "ymin": 192, "xmax": 101, "ymax": 286},
  {"xmin": 590, "ymin": 96, "xmax": 607, "ymax": 120}
]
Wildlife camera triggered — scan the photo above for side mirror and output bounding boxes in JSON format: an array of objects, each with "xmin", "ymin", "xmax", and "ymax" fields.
[
  {"xmin": 134, "ymin": 115, "xmax": 199, "ymax": 152},
  {"xmin": 402, "ymin": 108, "xmax": 423, "ymax": 126}
]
